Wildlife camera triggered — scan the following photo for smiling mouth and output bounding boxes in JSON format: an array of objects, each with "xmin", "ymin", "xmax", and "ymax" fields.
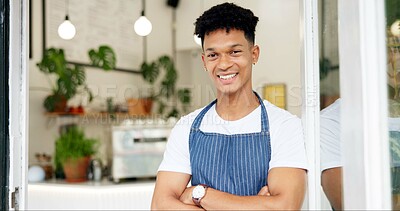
[{"xmin": 218, "ymin": 73, "xmax": 238, "ymax": 80}]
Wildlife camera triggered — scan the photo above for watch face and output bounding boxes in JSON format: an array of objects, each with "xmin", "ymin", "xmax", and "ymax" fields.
[{"xmin": 192, "ymin": 185, "xmax": 206, "ymax": 198}]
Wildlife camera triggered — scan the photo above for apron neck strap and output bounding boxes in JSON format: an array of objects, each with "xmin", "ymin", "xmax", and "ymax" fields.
[{"xmin": 191, "ymin": 91, "xmax": 269, "ymax": 132}]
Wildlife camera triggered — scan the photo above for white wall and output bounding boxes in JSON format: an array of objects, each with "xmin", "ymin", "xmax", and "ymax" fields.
[{"xmin": 29, "ymin": 0, "xmax": 301, "ymax": 165}]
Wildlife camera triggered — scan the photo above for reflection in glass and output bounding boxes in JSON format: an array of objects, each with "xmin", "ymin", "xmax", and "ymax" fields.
[
  {"xmin": 319, "ymin": 0, "xmax": 340, "ymax": 110},
  {"xmin": 319, "ymin": 0, "xmax": 342, "ymax": 210},
  {"xmin": 320, "ymin": 99, "xmax": 341, "ymax": 210},
  {"xmin": 386, "ymin": 0, "xmax": 400, "ymax": 209}
]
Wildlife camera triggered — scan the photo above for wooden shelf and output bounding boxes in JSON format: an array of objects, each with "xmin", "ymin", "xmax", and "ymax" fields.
[{"xmin": 45, "ymin": 112, "xmax": 153, "ymax": 119}]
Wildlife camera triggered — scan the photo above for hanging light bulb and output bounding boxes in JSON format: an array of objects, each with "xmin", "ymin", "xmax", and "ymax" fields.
[
  {"xmin": 193, "ymin": 35, "xmax": 202, "ymax": 46},
  {"xmin": 134, "ymin": 0, "xmax": 152, "ymax": 37},
  {"xmin": 193, "ymin": 0, "xmax": 204, "ymax": 46},
  {"xmin": 58, "ymin": 0, "xmax": 76, "ymax": 40},
  {"xmin": 58, "ymin": 15, "xmax": 76, "ymax": 40},
  {"xmin": 134, "ymin": 11, "xmax": 152, "ymax": 37},
  {"xmin": 391, "ymin": 20, "xmax": 400, "ymax": 37}
]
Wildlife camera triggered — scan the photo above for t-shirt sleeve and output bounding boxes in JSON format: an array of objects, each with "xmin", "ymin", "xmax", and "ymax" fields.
[
  {"xmin": 268, "ymin": 117, "xmax": 308, "ymax": 171},
  {"xmin": 157, "ymin": 118, "xmax": 192, "ymax": 174},
  {"xmin": 320, "ymin": 115, "xmax": 342, "ymax": 171}
]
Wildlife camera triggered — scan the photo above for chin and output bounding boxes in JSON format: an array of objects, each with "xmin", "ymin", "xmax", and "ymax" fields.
[{"xmin": 217, "ymin": 86, "xmax": 240, "ymax": 96}]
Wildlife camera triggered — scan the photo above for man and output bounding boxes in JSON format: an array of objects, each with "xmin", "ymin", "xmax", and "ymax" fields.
[{"xmin": 151, "ymin": 3, "xmax": 307, "ymax": 210}]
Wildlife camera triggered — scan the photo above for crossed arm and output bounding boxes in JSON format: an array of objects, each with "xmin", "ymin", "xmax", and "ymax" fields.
[{"xmin": 151, "ymin": 167, "xmax": 307, "ymax": 210}]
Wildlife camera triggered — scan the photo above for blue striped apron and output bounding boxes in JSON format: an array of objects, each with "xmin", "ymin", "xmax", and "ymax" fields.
[{"xmin": 189, "ymin": 92, "xmax": 271, "ymax": 196}]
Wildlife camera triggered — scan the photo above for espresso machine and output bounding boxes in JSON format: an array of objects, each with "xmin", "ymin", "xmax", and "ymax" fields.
[{"xmin": 111, "ymin": 118, "xmax": 175, "ymax": 182}]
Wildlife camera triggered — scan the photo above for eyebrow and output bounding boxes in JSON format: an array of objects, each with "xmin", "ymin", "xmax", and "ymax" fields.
[{"xmin": 205, "ymin": 44, "xmax": 244, "ymax": 52}]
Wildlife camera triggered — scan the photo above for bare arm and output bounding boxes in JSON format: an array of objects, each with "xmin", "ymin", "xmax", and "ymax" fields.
[
  {"xmin": 151, "ymin": 171, "xmax": 203, "ymax": 210},
  {"xmin": 321, "ymin": 167, "xmax": 343, "ymax": 210},
  {"xmin": 180, "ymin": 167, "xmax": 307, "ymax": 210}
]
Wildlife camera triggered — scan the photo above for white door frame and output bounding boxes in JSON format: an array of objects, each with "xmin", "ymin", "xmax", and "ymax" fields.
[
  {"xmin": 9, "ymin": 0, "xmax": 29, "ymax": 209},
  {"xmin": 300, "ymin": 0, "xmax": 321, "ymax": 209},
  {"xmin": 338, "ymin": 0, "xmax": 391, "ymax": 209}
]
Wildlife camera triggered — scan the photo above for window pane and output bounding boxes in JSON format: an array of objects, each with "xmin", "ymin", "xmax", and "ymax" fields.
[
  {"xmin": 386, "ymin": 0, "xmax": 400, "ymax": 209},
  {"xmin": 319, "ymin": 0, "xmax": 342, "ymax": 210}
]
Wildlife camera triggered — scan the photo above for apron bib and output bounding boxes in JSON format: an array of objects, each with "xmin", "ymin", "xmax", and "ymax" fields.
[{"xmin": 189, "ymin": 92, "xmax": 271, "ymax": 196}]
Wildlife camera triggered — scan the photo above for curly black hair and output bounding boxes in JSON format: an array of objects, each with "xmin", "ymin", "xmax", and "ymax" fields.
[{"xmin": 194, "ymin": 2, "xmax": 259, "ymax": 47}]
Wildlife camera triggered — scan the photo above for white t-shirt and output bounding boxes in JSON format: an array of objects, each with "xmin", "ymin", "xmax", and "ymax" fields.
[
  {"xmin": 320, "ymin": 99, "xmax": 342, "ymax": 171},
  {"xmin": 158, "ymin": 100, "xmax": 308, "ymax": 174}
]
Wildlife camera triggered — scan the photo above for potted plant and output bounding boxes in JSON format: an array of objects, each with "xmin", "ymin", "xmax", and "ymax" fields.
[
  {"xmin": 54, "ymin": 125, "xmax": 99, "ymax": 182},
  {"xmin": 37, "ymin": 45, "xmax": 116, "ymax": 113},
  {"xmin": 137, "ymin": 55, "xmax": 191, "ymax": 118}
]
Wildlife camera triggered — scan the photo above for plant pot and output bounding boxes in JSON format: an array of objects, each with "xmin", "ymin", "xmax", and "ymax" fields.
[
  {"xmin": 54, "ymin": 96, "xmax": 67, "ymax": 112},
  {"xmin": 44, "ymin": 94, "xmax": 67, "ymax": 112},
  {"xmin": 63, "ymin": 156, "xmax": 91, "ymax": 183},
  {"xmin": 127, "ymin": 98, "xmax": 153, "ymax": 116},
  {"xmin": 142, "ymin": 98, "xmax": 153, "ymax": 114}
]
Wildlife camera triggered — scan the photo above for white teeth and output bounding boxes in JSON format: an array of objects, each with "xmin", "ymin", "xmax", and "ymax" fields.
[{"xmin": 219, "ymin": 73, "xmax": 237, "ymax": 80}]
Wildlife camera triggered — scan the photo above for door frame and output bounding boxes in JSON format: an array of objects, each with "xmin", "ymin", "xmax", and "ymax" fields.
[
  {"xmin": 7, "ymin": 0, "xmax": 29, "ymax": 209},
  {"xmin": 1, "ymin": 0, "xmax": 11, "ymax": 208},
  {"xmin": 299, "ymin": 0, "xmax": 321, "ymax": 210}
]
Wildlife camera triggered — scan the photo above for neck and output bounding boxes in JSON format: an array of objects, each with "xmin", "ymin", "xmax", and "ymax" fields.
[{"xmin": 215, "ymin": 89, "xmax": 260, "ymax": 121}]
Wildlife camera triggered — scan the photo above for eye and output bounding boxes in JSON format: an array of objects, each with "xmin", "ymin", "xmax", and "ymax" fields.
[
  {"xmin": 207, "ymin": 53, "xmax": 217, "ymax": 60},
  {"xmin": 231, "ymin": 50, "xmax": 242, "ymax": 55}
]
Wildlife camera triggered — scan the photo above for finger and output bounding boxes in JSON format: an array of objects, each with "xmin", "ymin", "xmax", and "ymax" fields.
[{"xmin": 258, "ymin": 186, "xmax": 271, "ymax": 196}]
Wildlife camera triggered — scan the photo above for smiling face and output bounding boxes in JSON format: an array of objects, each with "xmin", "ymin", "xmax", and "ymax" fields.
[{"xmin": 202, "ymin": 29, "xmax": 259, "ymax": 97}]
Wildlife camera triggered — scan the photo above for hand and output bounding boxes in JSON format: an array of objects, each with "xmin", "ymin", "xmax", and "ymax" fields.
[
  {"xmin": 258, "ymin": 185, "xmax": 271, "ymax": 196},
  {"xmin": 179, "ymin": 186, "xmax": 196, "ymax": 205}
]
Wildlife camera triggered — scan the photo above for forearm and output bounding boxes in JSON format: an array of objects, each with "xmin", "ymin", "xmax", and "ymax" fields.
[
  {"xmin": 200, "ymin": 187, "xmax": 302, "ymax": 210},
  {"xmin": 152, "ymin": 195, "xmax": 203, "ymax": 210},
  {"xmin": 151, "ymin": 171, "xmax": 200, "ymax": 210}
]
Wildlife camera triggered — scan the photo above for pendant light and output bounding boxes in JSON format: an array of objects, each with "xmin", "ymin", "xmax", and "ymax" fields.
[
  {"xmin": 58, "ymin": 0, "xmax": 76, "ymax": 40},
  {"xmin": 391, "ymin": 20, "xmax": 400, "ymax": 37},
  {"xmin": 193, "ymin": 35, "xmax": 202, "ymax": 46},
  {"xmin": 134, "ymin": 0, "xmax": 152, "ymax": 36},
  {"xmin": 193, "ymin": 0, "xmax": 203, "ymax": 46}
]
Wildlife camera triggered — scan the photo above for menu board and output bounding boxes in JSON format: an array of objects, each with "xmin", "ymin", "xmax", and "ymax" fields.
[{"xmin": 44, "ymin": 0, "xmax": 143, "ymax": 71}]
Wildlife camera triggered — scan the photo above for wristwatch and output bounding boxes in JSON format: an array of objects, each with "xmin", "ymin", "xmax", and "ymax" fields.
[{"xmin": 192, "ymin": 184, "xmax": 208, "ymax": 207}]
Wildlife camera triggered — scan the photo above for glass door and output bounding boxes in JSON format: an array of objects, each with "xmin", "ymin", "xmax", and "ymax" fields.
[
  {"xmin": 318, "ymin": 0, "xmax": 341, "ymax": 210},
  {"xmin": 386, "ymin": 0, "xmax": 400, "ymax": 209},
  {"xmin": 338, "ymin": 0, "xmax": 391, "ymax": 209}
]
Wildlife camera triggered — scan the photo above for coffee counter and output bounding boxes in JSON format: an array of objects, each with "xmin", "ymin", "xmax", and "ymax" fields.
[{"xmin": 28, "ymin": 179, "xmax": 156, "ymax": 210}]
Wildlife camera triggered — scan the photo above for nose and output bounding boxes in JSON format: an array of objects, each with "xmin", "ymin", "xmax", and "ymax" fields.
[{"xmin": 217, "ymin": 54, "xmax": 233, "ymax": 70}]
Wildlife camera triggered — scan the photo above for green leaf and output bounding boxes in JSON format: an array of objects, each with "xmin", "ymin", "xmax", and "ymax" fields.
[
  {"xmin": 167, "ymin": 108, "xmax": 179, "ymax": 118},
  {"xmin": 37, "ymin": 48, "xmax": 67, "ymax": 75},
  {"xmin": 57, "ymin": 64, "xmax": 85, "ymax": 99},
  {"xmin": 141, "ymin": 61, "xmax": 159, "ymax": 84},
  {"xmin": 319, "ymin": 57, "xmax": 331, "ymax": 80},
  {"xmin": 55, "ymin": 125, "xmax": 99, "ymax": 163},
  {"xmin": 43, "ymin": 94, "xmax": 57, "ymax": 112},
  {"xmin": 84, "ymin": 85, "xmax": 94, "ymax": 102},
  {"xmin": 386, "ymin": 0, "xmax": 400, "ymax": 27},
  {"xmin": 157, "ymin": 100, "xmax": 166, "ymax": 115},
  {"xmin": 89, "ymin": 45, "xmax": 116, "ymax": 71},
  {"xmin": 177, "ymin": 88, "xmax": 191, "ymax": 105}
]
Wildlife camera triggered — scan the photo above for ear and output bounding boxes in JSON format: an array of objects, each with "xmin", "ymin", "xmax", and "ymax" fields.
[
  {"xmin": 201, "ymin": 53, "xmax": 206, "ymax": 67},
  {"xmin": 252, "ymin": 45, "xmax": 260, "ymax": 64}
]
